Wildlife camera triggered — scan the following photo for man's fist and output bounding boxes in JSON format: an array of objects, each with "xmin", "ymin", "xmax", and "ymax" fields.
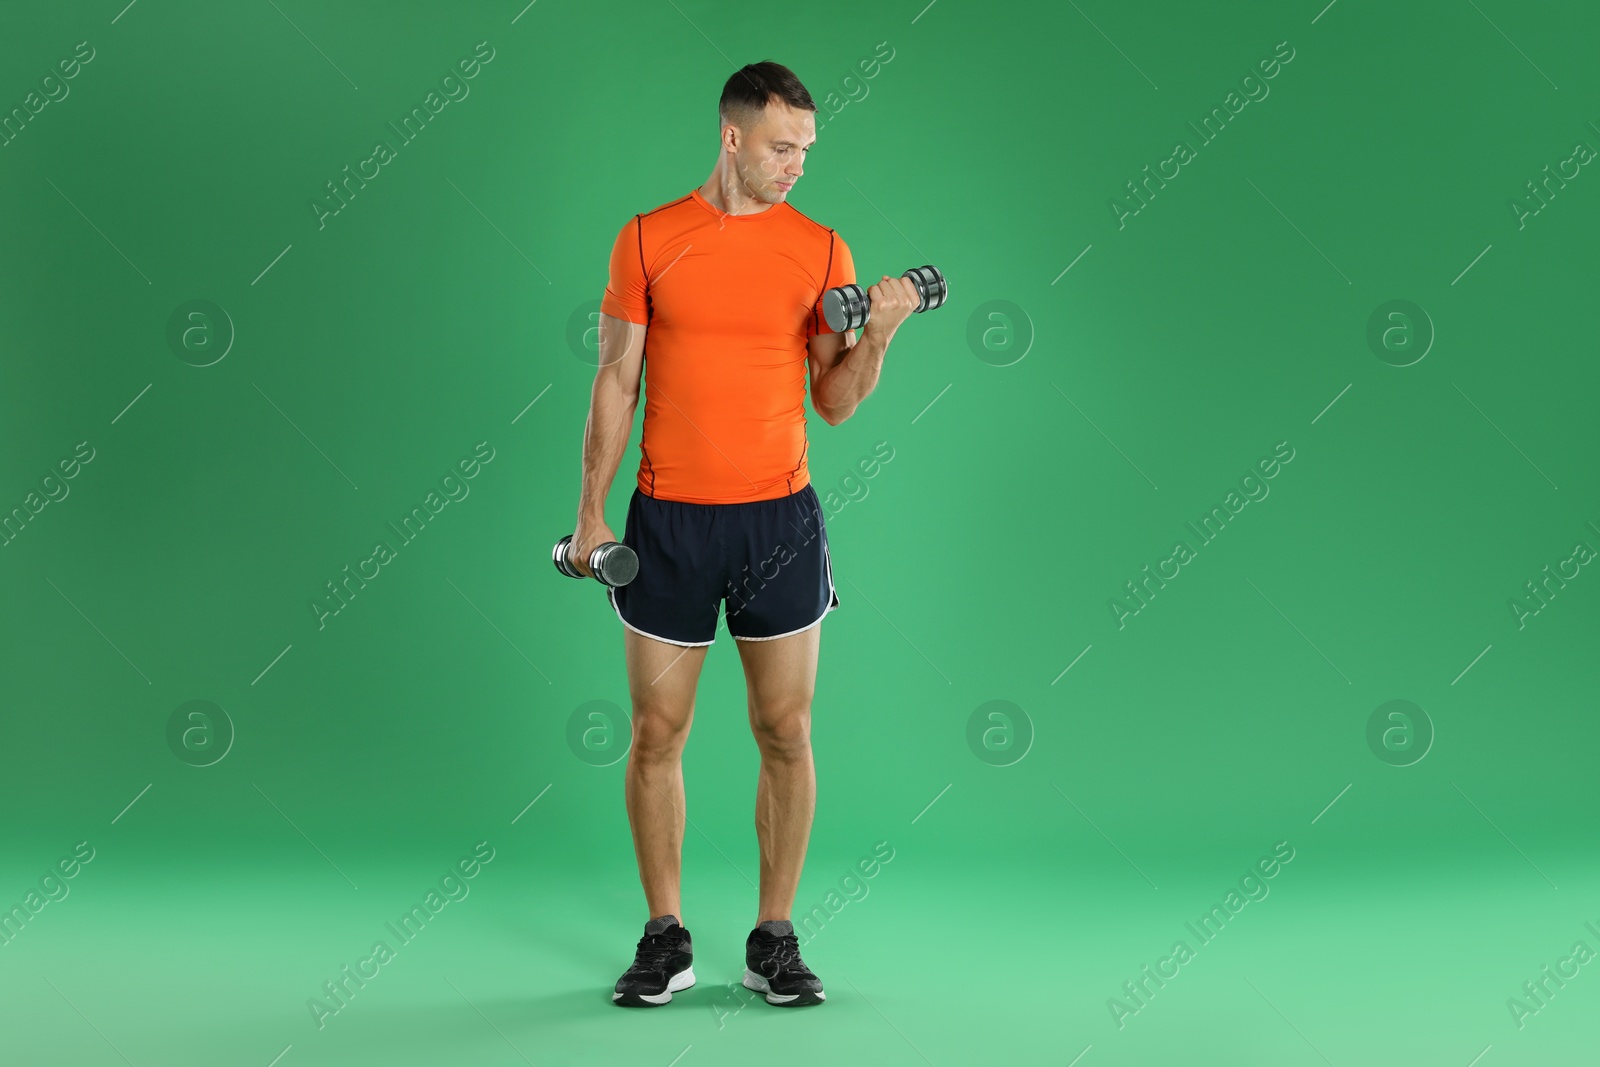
[
  {"xmin": 568, "ymin": 521, "xmax": 617, "ymax": 579},
  {"xmin": 863, "ymin": 275, "xmax": 920, "ymax": 336}
]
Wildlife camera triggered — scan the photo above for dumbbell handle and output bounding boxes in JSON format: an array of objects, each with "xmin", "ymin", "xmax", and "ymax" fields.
[
  {"xmin": 552, "ymin": 535, "xmax": 639, "ymax": 588},
  {"xmin": 823, "ymin": 264, "xmax": 947, "ymax": 333}
]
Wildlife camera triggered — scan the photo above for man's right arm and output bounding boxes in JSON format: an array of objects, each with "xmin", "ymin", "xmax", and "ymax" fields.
[{"xmin": 570, "ymin": 312, "xmax": 646, "ymax": 576}]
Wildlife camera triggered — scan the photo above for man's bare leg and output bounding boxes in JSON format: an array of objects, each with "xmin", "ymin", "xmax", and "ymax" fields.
[
  {"xmin": 735, "ymin": 623, "xmax": 821, "ymax": 923},
  {"xmin": 622, "ymin": 628, "xmax": 709, "ymax": 921}
]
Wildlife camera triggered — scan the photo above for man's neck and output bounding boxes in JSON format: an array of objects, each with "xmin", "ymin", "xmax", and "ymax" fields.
[{"xmin": 698, "ymin": 174, "xmax": 774, "ymax": 216}]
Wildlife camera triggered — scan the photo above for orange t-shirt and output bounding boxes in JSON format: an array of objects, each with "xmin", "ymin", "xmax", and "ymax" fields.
[{"xmin": 600, "ymin": 188, "xmax": 855, "ymax": 504}]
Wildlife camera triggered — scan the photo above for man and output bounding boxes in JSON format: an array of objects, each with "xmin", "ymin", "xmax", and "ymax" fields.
[{"xmin": 569, "ymin": 60, "xmax": 918, "ymax": 1008}]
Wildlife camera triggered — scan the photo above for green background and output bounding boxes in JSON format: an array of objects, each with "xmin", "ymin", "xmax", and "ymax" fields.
[{"xmin": 2, "ymin": 0, "xmax": 1596, "ymax": 1064}]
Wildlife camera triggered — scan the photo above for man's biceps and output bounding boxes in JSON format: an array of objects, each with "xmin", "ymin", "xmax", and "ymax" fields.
[
  {"xmin": 808, "ymin": 329, "xmax": 850, "ymax": 362},
  {"xmin": 596, "ymin": 315, "xmax": 646, "ymax": 385},
  {"xmin": 600, "ymin": 313, "xmax": 647, "ymax": 348}
]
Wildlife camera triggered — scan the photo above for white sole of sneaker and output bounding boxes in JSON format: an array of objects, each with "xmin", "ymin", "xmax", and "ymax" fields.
[
  {"xmin": 742, "ymin": 968, "xmax": 826, "ymax": 1005},
  {"xmin": 614, "ymin": 966, "xmax": 695, "ymax": 1006}
]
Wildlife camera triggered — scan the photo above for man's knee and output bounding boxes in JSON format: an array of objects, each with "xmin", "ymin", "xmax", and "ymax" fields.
[
  {"xmin": 629, "ymin": 704, "xmax": 693, "ymax": 762},
  {"xmin": 750, "ymin": 704, "xmax": 812, "ymax": 759}
]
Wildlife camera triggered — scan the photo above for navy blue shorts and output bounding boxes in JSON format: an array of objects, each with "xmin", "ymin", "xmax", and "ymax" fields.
[{"xmin": 607, "ymin": 483, "xmax": 840, "ymax": 646}]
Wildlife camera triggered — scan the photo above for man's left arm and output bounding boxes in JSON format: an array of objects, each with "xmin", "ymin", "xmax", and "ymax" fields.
[{"xmin": 808, "ymin": 275, "xmax": 920, "ymax": 426}]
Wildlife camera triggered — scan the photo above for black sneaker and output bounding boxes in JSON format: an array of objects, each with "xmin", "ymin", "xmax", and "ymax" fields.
[
  {"xmin": 743, "ymin": 919, "xmax": 825, "ymax": 1006},
  {"xmin": 613, "ymin": 915, "xmax": 695, "ymax": 1006}
]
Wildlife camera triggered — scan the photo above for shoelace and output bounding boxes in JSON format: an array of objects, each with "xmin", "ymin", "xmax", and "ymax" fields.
[
  {"xmin": 633, "ymin": 932, "xmax": 687, "ymax": 970},
  {"xmin": 756, "ymin": 932, "xmax": 807, "ymax": 975}
]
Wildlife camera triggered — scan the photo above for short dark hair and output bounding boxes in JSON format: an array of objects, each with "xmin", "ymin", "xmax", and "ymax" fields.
[{"xmin": 719, "ymin": 61, "xmax": 816, "ymax": 133}]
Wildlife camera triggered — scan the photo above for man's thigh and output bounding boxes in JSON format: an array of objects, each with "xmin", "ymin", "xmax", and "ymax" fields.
[
  {"xmin": 722, "ymin": 484, "xmax": 839, "ymax": 642},
  {"xmin": 624, "ymin": 627, "xmax": 710, "ymax": 745},
  {"xmin": 734, "ymin": 623, "xmax": 821, "ymax": 725},
  {"xmin": 609, "ymin": 488, "xmax": 725, "ymax": 647}
]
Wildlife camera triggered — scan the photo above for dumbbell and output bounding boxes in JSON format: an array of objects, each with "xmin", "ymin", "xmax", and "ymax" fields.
[
  {"xmin": 823, "ymin": 264, "xmax": 948, "ymax": 333},
  {"xmin": 552, "ymin": 534, "xmax": 639, "ymax": 588}
]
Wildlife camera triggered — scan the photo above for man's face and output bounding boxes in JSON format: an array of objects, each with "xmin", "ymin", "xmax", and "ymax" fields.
[{"xmin": 734, "ymin": 101, "xmax": 814, "ymax": 204}]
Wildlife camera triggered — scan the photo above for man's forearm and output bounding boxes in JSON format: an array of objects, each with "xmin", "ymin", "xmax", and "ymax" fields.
[
  {"xmin": 578, "ymin": 374, "xmax": 637, "ymax": 524},
  {"xmin": 816, "ymin": 325, "xmax": 894, "ymax": 424}
]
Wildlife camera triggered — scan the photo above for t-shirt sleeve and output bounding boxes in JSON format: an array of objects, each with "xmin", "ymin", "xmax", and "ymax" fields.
[
  {"xmin": 600, "ymin": 215, "xmax": 649, "ymax": 326},
  {"xmin": 807, "ymin": 232, "xmax": 856, "ymax": 338}
]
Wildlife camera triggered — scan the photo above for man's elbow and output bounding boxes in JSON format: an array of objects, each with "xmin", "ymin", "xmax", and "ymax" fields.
[{"xmin": 816, "ymin": 402, "xmax": 851, "ymax": 427}]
